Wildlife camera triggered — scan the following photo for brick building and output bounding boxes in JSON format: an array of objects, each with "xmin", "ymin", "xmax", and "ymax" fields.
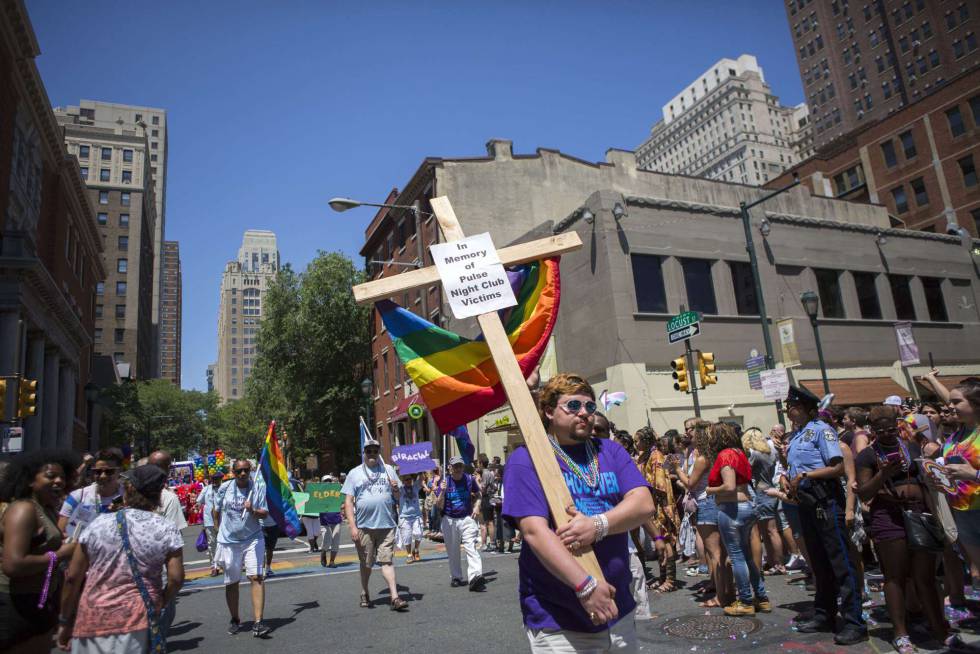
[
  {"xmin": 770, "ymin": 66, "xmax": 980, "ymax": 235},
  {"xmin": 0, "ymin": 0, "xmax": 106, "ymax": 451},
  {"xmin": 787, "ymin": 0, "xmax": 980, "ymax": 149}
]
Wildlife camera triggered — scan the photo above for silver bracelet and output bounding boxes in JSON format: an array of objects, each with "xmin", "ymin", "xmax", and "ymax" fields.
[{"xmin": 592, "ymin": 513, "xmax": 609, "ymax": 542}]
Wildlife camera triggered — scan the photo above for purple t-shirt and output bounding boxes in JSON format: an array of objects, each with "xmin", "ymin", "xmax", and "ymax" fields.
[
  {"xmin": 502, "ymin": 438, "xmax": 648, "ymax": 633},
  {"xmin": 442, "ymin": 474, "xmax": 479, "ymax": 518}
]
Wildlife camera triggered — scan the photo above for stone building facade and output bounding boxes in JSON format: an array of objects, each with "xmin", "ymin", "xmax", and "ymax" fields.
[
  {"xmin": 160, "ymin": 240, "xmax": 181, "ymax": 385},
  {"xmin": 0, "ymin": 0, "xmax": 106, "ymax": 451}
]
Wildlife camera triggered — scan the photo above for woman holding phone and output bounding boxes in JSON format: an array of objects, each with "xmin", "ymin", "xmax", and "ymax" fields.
[{"xmin": 941, "ymin": 385, "xmax": 980, "ymax": 561}]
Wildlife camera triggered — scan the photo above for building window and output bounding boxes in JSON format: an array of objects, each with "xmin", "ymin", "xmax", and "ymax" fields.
[
  {"xmin": 78, "ymin": 145, "xmax": 89, "ymax": 159},
  {"xmin": 96, "ymin": 282, "xmax": 104, "ymax": 296},
  {"xmin": 151, "ymin": 142, "xmax": 158, "ymax": 150},
  {"xmin": 115, "ymin": 304, "xmax": 125, "ymax": 318},
  {"xmin": 970, "ymin": 95, "xmax": 980, "ymax": 125},
  {"xmin": 881, "ymin": 140, "xmax": 898, "ymax": 167},
  {"xmin": 94, "ymin": 328, "xmax": 102, "ymax": 341},
  {"xmin": 121, "ymin": 192, "xmax": 130, "ymax": 206},
  {"xmin": 921, "ymin": 277, "xmax": 948, "ymax": 322},
  {"xmin": 729, "ymin": 261, "xmax": 759, "ymax": 315},
  {"xmin": 118, "ymin": 235, "xmax": 128, "ymax": 249},
  {"xmin": 95, "ymin": 304, "xmax": 103, "ymax": 318},
  {"xmin": 99, "ymin": 169, "xmax": 110, "ymax": 182},
  {"xmin": 382, "ymin": 351, "xmax": 390, "ymax": 391},
  {"xmin": 899, "ymin": 131, "xmax": 916, "ymax": 159},
  {"xmin": 681, "ymin": 258, "xmax": 718, "ymax": 315},
  {"xmin": 853, "ymin": 272, "xmax": 882, "ymax": 319},
  {"xmin": 101, "ymin": 147, "xmax": 112, "ymax": 161},
  {"xmin": 959, "ymin": 156, "xmax": 978, "ymax": 187},
  {"xmin": 891, "ymin": 185, "xmax": 909, "ymax": 213},
  {"xmin": 80, "ymin": 167, "xmax": 88, "ymax": 180},
  {"xmin": 947, "ymin": 106, "xmax": 966, "ymax": 137},
  {"xmin": 97, "ymin": 212, "xmax": 108, "ymax": 225},
  {"xmin": 117, "ymin": 258, "xmax": 127, "ymax": 273},
  {"xmin": 116, "ymin": 281, "xmax": 127, "ymax": 296},
  {"xmin": 889, "ymin": 275, "xmax": 916, "ymax": 320},
  {"xmin": 99, "ymin": 191, "xmax": 109, "ymax": 204},
  {"xmin": 119, "ymin": 213, "xmax": 129, "ymax": 227},
  {"xmin": 814, "ymin": 269, "xmax": 845, "ymax": 318},
  {"xmin": 151, "ymin": 116, "xmax": 159, "ymax": 125},
  {"xmin": 121, "ymin": 170, "xmax": 132, "ymax": 183},
  {"xmin": 123, "ymin": 149, "xmax": 133, "ymax": 162},
  {"xmin": 630, "ymin": 254, "xmax": 668, "ymax": 313},
  {"xmin": 910, "ymin": 177, "xmax": 929, "ymax": 206}
]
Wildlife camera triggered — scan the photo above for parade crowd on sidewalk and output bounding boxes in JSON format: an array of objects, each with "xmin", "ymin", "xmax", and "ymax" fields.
[{"xmin": 1, "ymin": 369, "xmax": 980, "ymax": 654}]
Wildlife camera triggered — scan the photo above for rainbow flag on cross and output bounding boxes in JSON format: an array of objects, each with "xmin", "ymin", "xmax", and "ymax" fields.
[{"xmin": 257, "ymin": 421, "xmax": 302, "ymax": 538}]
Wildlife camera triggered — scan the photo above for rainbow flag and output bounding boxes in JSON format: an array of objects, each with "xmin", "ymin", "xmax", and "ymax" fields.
[
  {"xmin": 257, "ymin": 421, "xmax": 302, "ymax": 538},
  {"xmin": 377, "ymin": 257, "xmax": 560, "ymax": 432}
]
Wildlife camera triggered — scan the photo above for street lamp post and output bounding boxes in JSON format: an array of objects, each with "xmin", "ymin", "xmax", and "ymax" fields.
[
  {"xmin": 330, "ymin": 197, "xmax": 432, "ymax": 318},
  {"xmin": 739, "ymin": 175, "xmax": 800, "ymax": 426},
  {"xmin": 801, "ymin": 290, "xmax": 831, "ymax": 395},
  {"xmin": 84, "ymin": 382, "xmax": 99, "ymax": 453},
  {"xmin": 360, "ymin": 377, "xmax": 374, "ymax": 436}
]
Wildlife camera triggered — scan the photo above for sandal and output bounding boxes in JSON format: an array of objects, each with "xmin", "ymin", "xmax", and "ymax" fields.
[
  {"xmin": 390, "ymin": 597, "xmax": 408, "ymax": 611},
  {"xmin": 359, "ymin": 593, "xmax": 371, "ymax": 608},
  {"xmin": 699, "ymin": 598, "xmax": 721, "ymax": 608},
  {"xmin": 656, "ymin": 582, "xmax": 677, "ymax": 593},
  {"xmin": 892, "ymin": 635, "xmax": 916, "ymax": 654}
]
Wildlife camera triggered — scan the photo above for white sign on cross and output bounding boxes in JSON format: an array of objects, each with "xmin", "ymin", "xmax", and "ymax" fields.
[{"xmin": 351, "ymin": 196, "xmax": 601, "ymax": 580}]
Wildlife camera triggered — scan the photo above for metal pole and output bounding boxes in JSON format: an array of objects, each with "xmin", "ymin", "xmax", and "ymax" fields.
[
  {"xmin": 740, "ymin": 201, "xmax": 786, "ymax": 427},
  {"xmin": 810, "ymin": 317, "xmax": 831, "ymax": 395},
  {"xmin": 413, "ymin": 206, "xmax": 427, "ymax": 318},
  {"xmin": 685, "ymin": 339, "xmax": 701, "ymax": 418}
]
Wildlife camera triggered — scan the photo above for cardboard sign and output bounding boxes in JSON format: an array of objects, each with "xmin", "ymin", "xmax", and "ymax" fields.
[
  {"xmin": 760, "ymin": 368, "xmax": 790, "ymax": 401},
  {"xmin": 391, "ymin": 442, "xmax": 436, "ymax": 474},
  {"xmin": 429, "ymin": 232, "xmax": 517, "ymax": 319},
  {"xmin": 920, "ymin": 460, "xmax": 958, "ymax": 495},
  {"xmin": 302, "ymin": 483, "xmax": 343, "ymax": 514}
]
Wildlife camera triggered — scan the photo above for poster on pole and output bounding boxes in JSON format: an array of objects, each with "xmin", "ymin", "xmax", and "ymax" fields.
[
  {"xmin": 894, "ymin": 321, "xmax": 920, "ymax": 366},
  {"xmin": 760, "ymin": 368, "xmax": 791, "ymax": 401},
  {"xmin": 429, "ymin": 232, "xmax": 518, "ymax": 319},
  {"xmin": 392, "ymin": 442, "xmax": 436, "ymax": 474},
  {"xmin": 777, "ymin": 319, "xmax": 800, "ymax": 368},
  {"xmin": 745, "ymin": 351, "xmax": 766, "ymax": 390}
]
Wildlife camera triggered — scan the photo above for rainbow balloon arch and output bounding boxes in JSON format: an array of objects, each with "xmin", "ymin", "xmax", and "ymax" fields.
[
  {"xmin": 169, "ymin": 449, "xmax": 230, "ymax": 525},
  {"xmin": 192, "ymin": 449, "xmax": 229, "ymax": 482}
]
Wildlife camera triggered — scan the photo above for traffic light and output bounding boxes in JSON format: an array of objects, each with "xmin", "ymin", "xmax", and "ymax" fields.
[
  {"xmin": 671, "ymin": 356, "xmax": 690, "ymax": 393},
  {"xmin": 0, "ymin": 379, "xmax": 6, "ymax": 420},
  {"xmin": 698, "ymin": 351, "xmax": 718, "ymax": 387},
  {"xmin": 17, "ymin": 378, "xmax": 37, "ymax": 418}
]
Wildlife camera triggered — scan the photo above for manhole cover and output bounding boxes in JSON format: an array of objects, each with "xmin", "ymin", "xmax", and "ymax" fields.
[{"xmin": 662, "ymin": 614, "xmax": 762, "ymax": 641}]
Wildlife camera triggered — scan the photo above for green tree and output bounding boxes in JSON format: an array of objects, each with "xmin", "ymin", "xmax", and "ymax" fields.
[
  {"xmin": 247, "ymin": 252, "xmax": 371, "ymax": 471},
  {"xmin": 208, "ymin": 395, "xmax": 267, "ymax": 460}
]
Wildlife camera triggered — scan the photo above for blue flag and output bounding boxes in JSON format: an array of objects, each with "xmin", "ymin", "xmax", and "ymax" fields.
[
  {"xmin": 359, "ymin": 415, "xmax": 372, "ymax": 454},
  {"xmin": 449, "ymin": 425, "xmax": 475, "ymax": 466}
]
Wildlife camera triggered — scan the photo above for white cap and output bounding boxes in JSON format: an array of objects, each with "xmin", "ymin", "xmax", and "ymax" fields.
[
  {"xmin": 363, "ymin": 438, "xmax": 381, "ymax": 449},
  {"xmin": 883, "ymin": 395, "xmax": 903, "ymax": 406}
]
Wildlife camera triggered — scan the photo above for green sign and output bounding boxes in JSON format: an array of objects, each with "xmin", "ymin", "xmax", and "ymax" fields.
[
  {"xmin": 667, "ymin": 311, "xmax": 701, "ymax": 332},
  {"xmin": 295, "ymin": 483, "xmax": 343, "ymax": 516},
  {"xmin": 407, "ymin": 403, "xmax": 425, "ymax": 419}
]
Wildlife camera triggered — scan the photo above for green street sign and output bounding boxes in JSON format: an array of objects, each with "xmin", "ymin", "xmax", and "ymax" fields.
[{"xmin": 667, "ymin": 311, "xmax": 701, "ymax": 333}]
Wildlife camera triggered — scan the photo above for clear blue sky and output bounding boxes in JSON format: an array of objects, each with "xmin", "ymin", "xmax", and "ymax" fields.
[{"xmin": 28, "ymin": 1, "xmax": 802, "ymax": 391}]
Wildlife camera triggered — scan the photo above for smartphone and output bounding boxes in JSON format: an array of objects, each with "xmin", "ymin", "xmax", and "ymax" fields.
[{"xmin": 946, "ymin": 455, "xmax": 967, "ymax": 465}]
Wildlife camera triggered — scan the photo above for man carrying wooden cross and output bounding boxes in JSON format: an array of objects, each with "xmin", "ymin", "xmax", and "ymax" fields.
[{"xmin": 350, "ymin": 196, "xmax": 654, "ymax": 652}]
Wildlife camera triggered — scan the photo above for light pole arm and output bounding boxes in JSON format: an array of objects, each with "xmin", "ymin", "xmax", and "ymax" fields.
[{"xmin": 743, "ymin": 178, "xmax": 800, "ymax": 211}]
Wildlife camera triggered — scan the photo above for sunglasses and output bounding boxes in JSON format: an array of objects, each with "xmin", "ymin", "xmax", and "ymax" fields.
[
  {"xmin": 234, "ymin": 469, "xmax": 250, "ymax": 475},
  {"xmin": 559, "ymin": 400, "xmax": 598, "ymax": 416},
  {"xmin": 93, "ymin": 468, "xmax": 117, "ymax": 476},
  {"xmin": 364, "ymin": 449, "xmax": 380, "ymax": 455}
]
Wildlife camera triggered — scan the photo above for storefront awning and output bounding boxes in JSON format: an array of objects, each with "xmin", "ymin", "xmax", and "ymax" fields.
[
  {"xmin": 915, "ymin": 375, "xmax": 978, "ymax": 396},
  {"xmin": 800, "ymin": 377, "xmax": 909, "ymax": 406},
  {"xmin": 388, "ymin": 392, "xmax": 424, "ymax": 421}
]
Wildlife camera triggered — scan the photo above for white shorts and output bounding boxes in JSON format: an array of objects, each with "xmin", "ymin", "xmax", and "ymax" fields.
[
  {"xmin": 526, "ymin": 609, "xmax": 637, "ymax": 653},
  {"xmin": 396, "ymin": 516, "xmax": 424, "ymax": 548},
  {"xmin": 216, "ymin": 538, "xmax": 265, "ymax": 584},
  {"xmin": 301, "ymin": 516, "xmax": 320, "ymax": 538}
]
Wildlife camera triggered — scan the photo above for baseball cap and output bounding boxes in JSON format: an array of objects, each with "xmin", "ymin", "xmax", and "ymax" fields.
[
  {"xmin": 362, "ymin": 438, "xmax": 381, "ymax": 450},
  {"xmin": 120, "ymin": 464, "xmax": 167, "ymax": 495},
  {"xmin": 449, "ymin": 455, "xmax": 464, "ymax": 466},
  {"xmin": 883, "ymin": 395, "xmax": 903, "ymax": 406}
]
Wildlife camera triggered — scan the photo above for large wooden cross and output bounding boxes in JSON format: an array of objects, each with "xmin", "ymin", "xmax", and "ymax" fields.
[{"xmin": 352, "ymin": 196, "xmax": 602, "ymax": 580}]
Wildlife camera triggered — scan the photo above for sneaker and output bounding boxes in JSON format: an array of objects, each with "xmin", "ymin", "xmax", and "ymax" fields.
[
  {"xmin": 469, "ymin": 574, "xmax": 487, "ymax": 591},
  {"xmin": 450, "ymin": 578, "xmax": 467, "ymax": 587},
  {"xmin": 252, "ymin": 621, "xmax": 271, "ymax": 638},
  {"xmin": 754, "ymin": 597, "xmax": 772, "ymax": 613},
  {"xmin": 264, "ymin": 568, "xmax": 274, "ymax": 578},
  {"xmin": 786, "ymin": 554, "xmax": 806, "ymax": 571},
  {"xmin": 724, "ymin": 600, "xmax": 756, "ymax": 616},
  {"xmin": 834, "ymin": 626, "xmax": 868, "ymax": 646},
  {"xmin": 862, "ymin": 593, "xmax": 874, "ymax": 608},
  {"xmin": 228, "ymin": 618, "xmax": 242, "ymax": 635},
  {"xmin": 891, "ymin": 635, "xmax": 916, "ymax": 654}
]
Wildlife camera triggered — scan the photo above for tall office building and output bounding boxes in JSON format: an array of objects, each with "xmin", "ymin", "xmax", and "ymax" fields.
[
  {"xmin": 214, "ymin": 230, "xmax": 279, "ymax": 402},
  {"xmin": 786, "ymin": 0, "xmax": 980, "ymax": 149},
  {"xmin": 56, "ymin": 111, "xmax": 156, "ymax": 380},
  {"xmin": 636, "ymin": 55, "xmax": 814, "ymax": 186},
  {"xmin": 54, "ymin": 100, "xmax": 169, "ymax": 375},
  {"xmin": 160, "ymin": 241, "xmax": 182, "ymax": 385}
]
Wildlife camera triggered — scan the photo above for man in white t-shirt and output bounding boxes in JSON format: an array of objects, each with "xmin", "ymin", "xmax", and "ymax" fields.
[
  {"xmin": 58, "ymin": 448, "xmax": 125, "ymax": 540},
  {"xmin": 148, "ymin": 451, "xmax": 188, "ymax": 530}
]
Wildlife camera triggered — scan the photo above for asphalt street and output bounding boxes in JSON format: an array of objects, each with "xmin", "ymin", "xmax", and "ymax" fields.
[{"xmin": 165, "ymin": 529, "xmax": 980, "ymax": 654}]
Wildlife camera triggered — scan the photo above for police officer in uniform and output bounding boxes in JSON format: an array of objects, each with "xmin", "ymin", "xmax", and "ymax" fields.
[{"xmin": 784, "ymin": 385, "xmax": 867, "ymax": 645}]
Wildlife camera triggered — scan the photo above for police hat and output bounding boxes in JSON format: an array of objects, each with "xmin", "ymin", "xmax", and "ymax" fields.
[{"xmin": 785, "ymin": 384, "xmax": 820, "ymax": 408}]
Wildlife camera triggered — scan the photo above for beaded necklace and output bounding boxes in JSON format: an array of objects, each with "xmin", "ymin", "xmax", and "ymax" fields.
[{"xmin": 548, "ymin": 436, "xmax": 601, "ymax": 488}]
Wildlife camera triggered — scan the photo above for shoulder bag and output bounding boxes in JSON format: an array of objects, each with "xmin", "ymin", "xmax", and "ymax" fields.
[{"xmin": 115, "ymin": 510, "xmax": 166, "ymax": 654}]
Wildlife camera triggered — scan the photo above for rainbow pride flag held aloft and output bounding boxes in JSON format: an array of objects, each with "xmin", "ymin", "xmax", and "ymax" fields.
[
  {"xmin": 377, "ymin": 257, "xmax": 560, "ymax": 433},
  {"xmin": 257, "ymin": 421, "xmax": 302, "ymax": 538}
]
